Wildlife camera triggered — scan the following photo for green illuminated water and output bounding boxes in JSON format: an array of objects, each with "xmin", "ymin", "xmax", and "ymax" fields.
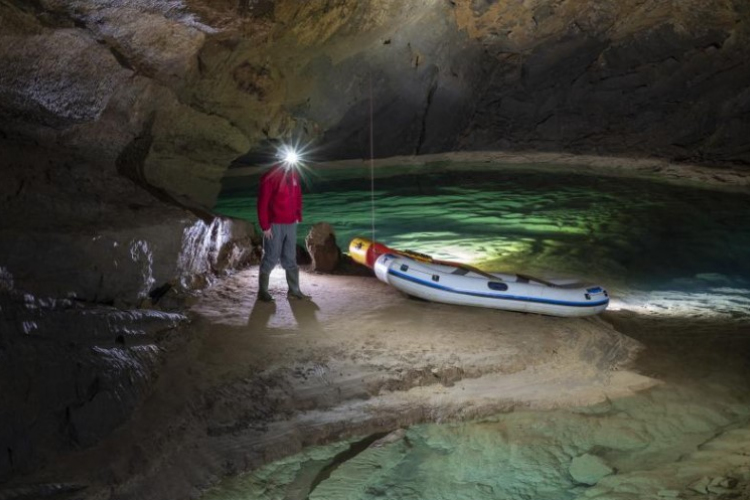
[{"xmin": 216, "ymin": 163, "xmax": 750, "ymax": 316}]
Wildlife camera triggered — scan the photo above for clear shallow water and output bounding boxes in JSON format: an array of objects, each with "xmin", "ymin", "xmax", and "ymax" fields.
[
  {"xmin": 201, "ymin": 386, "xmax": 750, "ymax": 500},
  {"xmin": 216, "ymin": 163, "xmax": 750, "ymax": 319},
  {"xmin": 209, "ymin": 163, "xmax": 750, "ymax": 500}
]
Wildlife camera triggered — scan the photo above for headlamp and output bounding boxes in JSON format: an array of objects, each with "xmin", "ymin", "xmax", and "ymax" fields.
[
  {"xmin": 284, "ymin": 150, "xmax": 299, "ymax": 166},
  {"xmin": 279, "ymin": 144, "xmax": 301, "ymax": 170}
]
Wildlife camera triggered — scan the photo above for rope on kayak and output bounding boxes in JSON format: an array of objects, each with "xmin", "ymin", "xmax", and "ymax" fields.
[{"xmin": 369, "ymin": 75, "xmax": 376, "ymax": 241}]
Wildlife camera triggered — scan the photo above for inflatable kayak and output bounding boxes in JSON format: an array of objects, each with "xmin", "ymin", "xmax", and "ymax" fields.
[{"xmin": 349, "ymin": 237, "xmax": 609, "ymax": 317}]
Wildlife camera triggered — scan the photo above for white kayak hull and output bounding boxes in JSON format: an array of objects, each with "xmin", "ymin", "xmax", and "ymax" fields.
[{"xmin": 373, "ymin": 253, "xmax": 609, "ymax": 317}]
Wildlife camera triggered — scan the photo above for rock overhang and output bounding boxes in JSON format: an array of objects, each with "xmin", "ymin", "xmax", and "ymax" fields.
[{"xmin": 2, "ymin": 0, "xmax": 750, "ymax": 210}]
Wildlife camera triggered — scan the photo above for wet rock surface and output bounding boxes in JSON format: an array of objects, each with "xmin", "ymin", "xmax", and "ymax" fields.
[
  {"xmin": 0, "ymin": 211, "xmax": 257, "ymax": 305},
  {"xmin": 202, "ymin": 384, "xmax": 750, "ymax": 500},
  {"xmin": 569, "ymin": 453, "xmax": 614, "ymax": 486},
  {"xmin": 1, "ymin": 250, "xmax": 748, "ymax": 499},
  {"xmin": 0, "ymin": 151, "xmax": 256, "ymax": 485},
  {"xmin": 190, "ymin": 285, "xmax": 750, "ymax": 500}
]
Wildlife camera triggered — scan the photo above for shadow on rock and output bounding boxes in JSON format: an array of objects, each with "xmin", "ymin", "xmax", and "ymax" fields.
[
  {"xmin": 289, "ymin": 299, "xmax": 322, "ymax": 334},
  {"xmin": 247, "ymin": 298, "xmax": 276, "ymax": 333}
]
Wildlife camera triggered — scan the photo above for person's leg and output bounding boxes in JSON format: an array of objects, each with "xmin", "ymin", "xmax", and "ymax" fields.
[
  {"xmin": 278, "ymin": 223, "xmax": 298, "ymax": 274},
  {"xmin": 280, "ymin": 223, "xmax": 310, "ymax": 299},
  {"xmin": 258, "ymin": 224, "xmax": 282, "ymax": 302}
]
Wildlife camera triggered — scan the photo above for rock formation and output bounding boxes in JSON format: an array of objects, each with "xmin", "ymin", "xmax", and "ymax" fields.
[
  {"xmin": 3, "ymin": 1, "xmax": 749, "ymax": 213},
  {"xmin": 305, "ymin": 222, "xmax": 340, "ymax": 273},
  {"xmin": 2, "ymin": 0, "xmax": 750, "ymax": 489}
]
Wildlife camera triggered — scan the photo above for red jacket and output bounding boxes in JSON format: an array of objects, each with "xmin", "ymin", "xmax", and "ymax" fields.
[{"xmin": 257, "ymin": 165, "xmax": 302, "ymax": 231}]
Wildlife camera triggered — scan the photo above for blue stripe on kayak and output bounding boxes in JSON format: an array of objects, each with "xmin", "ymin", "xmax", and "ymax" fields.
[{"xmin": 388, "ymin": 269, "xmax": 609, "ymax": 308}]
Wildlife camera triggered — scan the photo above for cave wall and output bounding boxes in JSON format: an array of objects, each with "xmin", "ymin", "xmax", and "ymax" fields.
[
  {"xmin": 0, "ymin": 3, "xmax": 260, "ymax": 477},
  {"xmin": 2, "ymin": 0, "xmax": 750, "ymax": 214},
  {"xmin": 1, "ymin": 0, "xmax": 750, "ymax": 484},
  {"xmin": 0, "ymin": 0, "xmax": 261, "ymax": 303},
  {"xmin": 0, "ymin": 295, "xmax": 180, "ymax": 481},
  {"xmin": 455, "ymin": 0, "xmax": 750, "ymax": 162}
]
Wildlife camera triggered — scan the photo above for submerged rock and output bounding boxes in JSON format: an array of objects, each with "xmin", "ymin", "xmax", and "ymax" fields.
[{"xmin": 569, "ymin": 453, "xmax": 614, "ymax": 486}]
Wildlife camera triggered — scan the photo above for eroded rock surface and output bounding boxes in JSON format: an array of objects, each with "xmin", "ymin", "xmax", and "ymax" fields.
[
  {"xmin": 3, "ymin": 0, "xmax": 750, "ymax": 211},
  {"xmin": 3, "ymin": 270, "xmax": 650, "ymax": 500},
  {"xmin": 2, "ymin": 0, "xmax": 748, "ymax": 306},
  {"xmin": 0, "ymin": 289, "xmax": 188, "ymax": 481},
  {"xmin": 2, "ymin": 0, "xmax": 750, "ymax": 495},
  {"xmin": 569, "ymin": 453, "xmax": 614, "ymax": 486}
]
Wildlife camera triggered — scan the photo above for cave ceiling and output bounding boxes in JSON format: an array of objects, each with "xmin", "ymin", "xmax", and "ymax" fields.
[{"xmin": 1, "ymin": 0, "xmax": 749, "ymax": 208}]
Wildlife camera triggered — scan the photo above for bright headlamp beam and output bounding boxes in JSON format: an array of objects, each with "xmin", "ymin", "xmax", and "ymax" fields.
[
  {"xmin": 278, "ymin": 144, "xmax": 302, "ymax": 170},
  {"xmin": 284, "ymin": 150, "xmax": 299, "ymax": 166}
]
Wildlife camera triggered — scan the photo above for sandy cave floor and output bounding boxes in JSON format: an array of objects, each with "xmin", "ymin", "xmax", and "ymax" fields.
[{"xmin": 14, "ymin": 265, "xmax": 750, "ymax": 500}]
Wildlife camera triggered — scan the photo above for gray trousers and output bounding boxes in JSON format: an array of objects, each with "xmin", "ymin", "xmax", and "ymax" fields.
[{"xmin": 260, "ymin": 223, "xmax": 298, "ymax": 275}]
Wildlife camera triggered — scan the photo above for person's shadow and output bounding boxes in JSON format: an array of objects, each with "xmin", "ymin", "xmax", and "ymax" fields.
[
  {"xmin": 288, "ymin": 298, "xmax": 323, "ymax": 334},
  {"xmin": 247, "ymin": 299, "xmax": 276, "ymax": 334},
  {"xmin": 246, "ymin": 298, "xmax": 322, "ymax": 334}
]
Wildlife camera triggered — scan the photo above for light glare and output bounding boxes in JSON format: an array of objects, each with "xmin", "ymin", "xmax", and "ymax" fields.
[
  {"xmin": 272, "ymin": 140, "xmax": 317, "ymax": 184},
  {"xmin": 284, "ymin": 150, "xmax": 299, "ymax": 166}
]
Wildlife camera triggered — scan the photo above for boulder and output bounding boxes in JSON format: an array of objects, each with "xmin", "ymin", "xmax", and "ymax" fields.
[{"xmin": 304, "ymin": 222, "xmax": 340, "ymax": 273}]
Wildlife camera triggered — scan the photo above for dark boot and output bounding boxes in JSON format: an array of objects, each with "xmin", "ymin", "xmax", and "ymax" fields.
[
  {"xmin": 286, "ymin": 268, "xmax": 311, "ymax": 300},
  {"xmin": 258, "ymin": 272, "xmax": 274, "ymax": 302}
]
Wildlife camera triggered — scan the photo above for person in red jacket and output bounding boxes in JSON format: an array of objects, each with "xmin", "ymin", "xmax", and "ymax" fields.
[{"xmin": 256, "ymin": 161, "xmax": 310, "ymax": 302}]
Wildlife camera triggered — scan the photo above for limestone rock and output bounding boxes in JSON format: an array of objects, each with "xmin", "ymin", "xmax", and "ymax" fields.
[
  {"xmin": 0, "ymin": 28, "xmax": 129, "ymax": 128},
  {"xmin": 0, "ymin": 290, "xmax": 185, "ymax": 480},
  {"xmin": 0, "ymin": 214, "xmax": 256, "ymax": 305},
  {"xmin": 305, "ymin": 222, "xmax": 340, "ymax": 273},
  {"xmin": 3, "ymin": 0, "xmax": 750, "ymax": 486},
  {"xmin": 657, "ymin": 490, "xmax": 680, "ymax": 498},
  {"xmin": 177, "ymin": 216, "xmax": 258, "ymax": 290},
  {"xmin": 690, "ymin": 475, "xmax": 740, "ymax": 495},
  {"xmin": 78, "ymin": 8, "xmax": 206, "ymax": 85},
  {"xmin": 4, "ymin": 0, "xmax": 750, "ymax": 215},
  {"xmin": 370, "ymin": 428, "xmax": 407, "ymax": 448},
  {"xmin": 144, "ymin": 94, "xmax": 252, "ymax": 207},
  {"xmin": 201, "ymin": 217, "xmax": 258, "ymax": 276},
  {"xmin": 569, "ymin": 453, "xmax": 614, "ymax": 486}
]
